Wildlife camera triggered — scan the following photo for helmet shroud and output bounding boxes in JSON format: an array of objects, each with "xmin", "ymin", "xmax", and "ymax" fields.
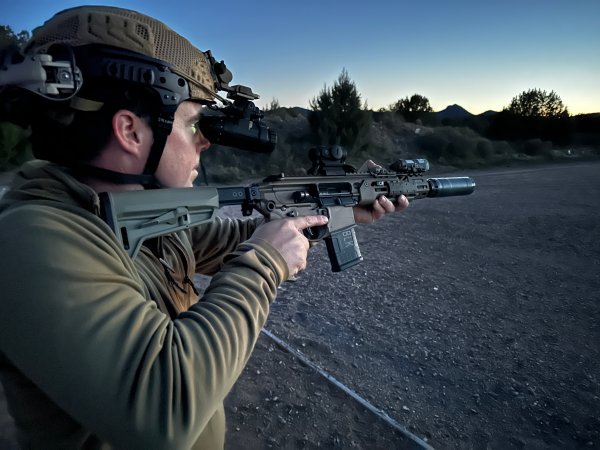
[{"xmin": 26, "ymin": 5, "xmax": 217, "ymax": 101}]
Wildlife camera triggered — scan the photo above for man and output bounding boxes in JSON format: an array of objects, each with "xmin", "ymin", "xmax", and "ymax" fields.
[{"xmin": 0, "ymin": 5, "xmax": 408, "ymax": 449}]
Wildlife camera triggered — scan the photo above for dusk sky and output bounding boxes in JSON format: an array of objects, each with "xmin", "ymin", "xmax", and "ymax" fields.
[{"xmin": 4, "ymin": 0, "xmax": 599, "ymax": 115}]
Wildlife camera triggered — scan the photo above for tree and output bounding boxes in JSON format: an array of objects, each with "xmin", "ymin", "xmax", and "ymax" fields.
[
  {"xmin": 505, "ymin": 88, "xmax": 569, "ymax": 118},
  {"xmin": 488, "ymin": 88, "xmax": 571, "ymax": 145},
  {"xmin": 0, "ymin": 24, "xmax": 32, "ymax": 171},
  {"xmin": 0, "ymin": 25, "xmax": 30, "ymax": 50},
  {"xmin": 309, "ymin": 68, "xmax": 372, "ymax": 155},
  {"xmin": 263, "ymin": 97, "xmax": 280, "ymax": 111},
  {"xmin": 389, "ymin": 94, "xmax": 433, "ymax": 123}
]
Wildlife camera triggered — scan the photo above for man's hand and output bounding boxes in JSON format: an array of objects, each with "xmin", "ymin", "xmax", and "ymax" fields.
[
  {"xmin": 250, "ymin": 215, "xmax": 329, "ymax": 278},
  {"xmin": 353, "ymin": 194, "xmax": 409, "ymax": 224},
  {"xmin": 353, "ymin": 159, "xmax": 409, "ymax": 224}
]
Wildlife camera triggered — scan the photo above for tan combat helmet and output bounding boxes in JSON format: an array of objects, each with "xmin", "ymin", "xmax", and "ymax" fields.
[{"xmin": 25, "ymin": 5, "xmax": 218, "ymax": 102}]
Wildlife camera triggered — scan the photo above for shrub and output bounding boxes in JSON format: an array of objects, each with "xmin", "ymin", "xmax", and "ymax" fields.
[
  {"xmin": 519, "ymin": 139, "xmax": 552, "ymax": 157},
  {"xmin": 415, "ymin": 127, "xmax": 487, "ymax": 167},
  {"xmin": 0, "ymin": 122, "xmax": 31, "ymax": 170},
  {"xmin": 476, "ymin": 140, "xmax": 494, "ymax": 160}
]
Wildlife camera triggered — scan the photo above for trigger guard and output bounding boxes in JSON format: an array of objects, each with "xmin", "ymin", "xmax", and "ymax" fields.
[{"xmin": 303, "ymin": 225, "xmax": 328, "ymax": 241}]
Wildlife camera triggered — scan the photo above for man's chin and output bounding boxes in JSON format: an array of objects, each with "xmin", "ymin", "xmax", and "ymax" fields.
[
  {"xmin": 157, "ymin": 177, "xmax": 195, "ymax": 189},
  {"xmin": 190, "ymin": 169, "xmax": 199, "ymax": 186}
]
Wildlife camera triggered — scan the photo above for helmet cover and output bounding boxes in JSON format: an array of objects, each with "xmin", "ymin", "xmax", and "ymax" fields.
[{"xmin": 25, "ymin": 5, "xmax": 217, "ymax": 101}]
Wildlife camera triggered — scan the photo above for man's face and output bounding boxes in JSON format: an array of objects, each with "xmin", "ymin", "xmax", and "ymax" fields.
[{"xmin": 155, "ymin": 101, "xmax": 210, "ymax": 188}]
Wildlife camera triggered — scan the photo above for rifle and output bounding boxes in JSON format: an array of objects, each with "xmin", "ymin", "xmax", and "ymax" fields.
[{"xmin": 99, "ymin": 146, "xmax": 475, "ymax": 271}]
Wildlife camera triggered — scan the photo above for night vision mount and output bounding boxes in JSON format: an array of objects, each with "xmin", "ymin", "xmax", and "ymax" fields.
[{"xmin": 200, "ymin": 50, "xmax": 277, "ymax": 154}]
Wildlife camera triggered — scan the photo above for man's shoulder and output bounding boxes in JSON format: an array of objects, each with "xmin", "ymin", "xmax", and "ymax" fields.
[
  {"xmin": 0, "ymin": 199, "xmax": 115, "ymax": 253},
  {"xmin": 0, "ymin": 196, "xmax": 97, "ymax": 224}
]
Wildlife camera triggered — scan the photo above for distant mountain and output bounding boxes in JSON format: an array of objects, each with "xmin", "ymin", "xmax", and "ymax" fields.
[
  {"xmin": 479, "ymin": 110, "xmax": 499, "ymax": 117},
  {"xmin": 435, "ymin": 104, "xmax": 473, "ymax": 119},
  {"xmin": 290, "ymin": 107, "xmax": 310, "ymax": 117},
  {"xmin": 575, "ymin": 112, "xmax": 600, "ymax": 118}
]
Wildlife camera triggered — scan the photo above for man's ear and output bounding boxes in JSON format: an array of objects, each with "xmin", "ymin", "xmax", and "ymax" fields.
[{"xmin": 111, "ymin": 109, "xmax": 152, "ymax": 157}]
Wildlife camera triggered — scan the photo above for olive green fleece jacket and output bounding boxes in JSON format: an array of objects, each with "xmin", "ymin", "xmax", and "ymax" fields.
[{"xmin": 0, "ymin": 161, "xmax": 289, "ymax": 449}]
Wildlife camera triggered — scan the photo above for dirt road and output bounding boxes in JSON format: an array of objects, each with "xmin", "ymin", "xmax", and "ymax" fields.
[{"xmin": 1, "ymin": 160, "xmax": 599, "ymax": 449}]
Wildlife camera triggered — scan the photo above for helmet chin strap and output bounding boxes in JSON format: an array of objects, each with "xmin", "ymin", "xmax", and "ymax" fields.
[{"xmin": 140, "ymin": 109, "xmax": 175, "ymax": 187}]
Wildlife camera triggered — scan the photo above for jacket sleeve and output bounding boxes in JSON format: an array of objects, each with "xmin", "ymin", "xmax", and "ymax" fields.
[
  {"xmin": 189, "ymin": 216, "xmax": 264, "ymax": 275},
  {"xmin": 0, "ymin": 204, "xmax": 286, "ymax": 449}
]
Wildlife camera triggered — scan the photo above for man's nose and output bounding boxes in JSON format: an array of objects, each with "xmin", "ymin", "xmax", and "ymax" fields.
[{"xmin": 197, "ymin": 133, "xmax": 210, "ymax": 152}]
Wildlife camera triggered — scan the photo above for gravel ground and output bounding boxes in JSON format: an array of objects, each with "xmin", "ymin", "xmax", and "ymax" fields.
[
  {"xmin": 1, "ymin": 160, "xmax": 599, "ymax": 449},
  {"xmin": 222, "ymin": 160, "xmax": 600, "ymax": 449}
]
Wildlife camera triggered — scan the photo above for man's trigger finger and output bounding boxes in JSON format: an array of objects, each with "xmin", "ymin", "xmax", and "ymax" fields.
[{"xmin": 297, "ymin": 214, "xmax": 329, "ymax": 230}]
